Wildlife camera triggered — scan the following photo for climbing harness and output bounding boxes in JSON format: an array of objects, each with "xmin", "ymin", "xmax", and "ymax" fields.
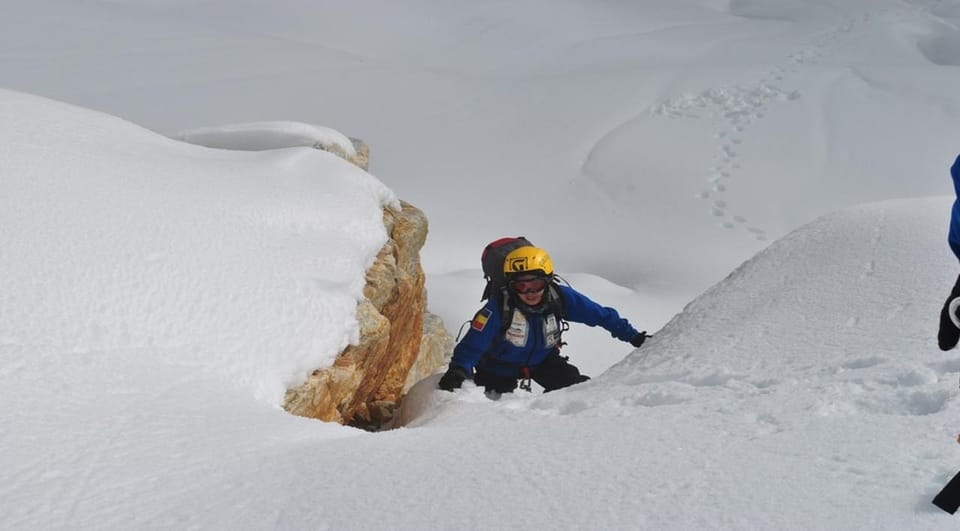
[{"xmin": 519, "ymin": 367, "xmax": 533, "ymax": 392}]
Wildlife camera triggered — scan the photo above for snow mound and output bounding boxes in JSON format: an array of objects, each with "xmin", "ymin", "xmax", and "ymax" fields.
[
  {"xmin": 609, "ymin": 198, "xmax": 951, "ymax": 387},
  {"xmin": 411, "ymin": 198, "xmax": 960, "ymax": 434},
  {"xmin": 458, "ymin": 198, "xmax": 960, "ymax": 527},
  {"xmin": 0, "ymin": 89, "xmax": 396, "ymax": 407},
  {"xmin": 533, "ymin": 198, "xmax": 957, "ymax": 418}
]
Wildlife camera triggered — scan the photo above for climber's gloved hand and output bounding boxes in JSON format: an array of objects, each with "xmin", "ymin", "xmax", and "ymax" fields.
[
  {"xmin": 939, "ymin": 273, "xmax": 960, "ymax": 351},
  {"xmin": 630, "ymin": 331, "xmax": 648, "ymax": 348},
  {"xmin": 438, "ymin": 366, "xmax": 468, "ymax": 391}
]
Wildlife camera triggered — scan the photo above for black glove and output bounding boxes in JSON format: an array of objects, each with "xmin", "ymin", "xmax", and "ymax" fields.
[
  {"xmin": 630, "ymin": 331, "xmax": 647, "ymax": 348},
  {"xmin": 939, "ymin": 274, "xmax": 960, "ymax": 351},
  {"xmin": 438, "ymin": 366, "xmax": 468, "ymax": 391}
]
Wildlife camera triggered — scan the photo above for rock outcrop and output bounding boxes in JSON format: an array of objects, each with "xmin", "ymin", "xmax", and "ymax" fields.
[{"xmin": 283, "ymin": 142, "xmax": 451, "ymax": 429}]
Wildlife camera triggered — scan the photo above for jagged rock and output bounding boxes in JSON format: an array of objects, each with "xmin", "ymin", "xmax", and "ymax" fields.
[
  {"xmin": 283, "ymin": 195, "xmax": 451, "ymax": 428},
  {"xmin": 283, "ymin": 138, "xmax": 450, "ymax": 428},
  {"xmin": 406, "ymin": 313, "xmax": 454, "ymax": 392}
]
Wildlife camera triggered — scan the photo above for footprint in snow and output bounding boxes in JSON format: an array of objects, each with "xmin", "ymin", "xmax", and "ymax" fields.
[{"xmin": 856, "ymin": 390, "xmax": 951, "ymax": 416}]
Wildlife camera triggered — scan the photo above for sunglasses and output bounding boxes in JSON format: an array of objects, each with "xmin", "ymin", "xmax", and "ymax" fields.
[{"xmin": 511, "ymin": 278, "xmax": 547, "ymax": 294}]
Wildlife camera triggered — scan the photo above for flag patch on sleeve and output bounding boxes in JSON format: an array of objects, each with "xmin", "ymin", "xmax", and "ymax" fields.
[{"xmin": 472, "ymin": 308, "xmax": 492, "ymax": 331}]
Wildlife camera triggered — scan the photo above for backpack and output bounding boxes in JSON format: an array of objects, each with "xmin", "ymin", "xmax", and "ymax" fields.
[
  {"xmin": 480, "ymin": 236, "xmax": 534, "ymax": 301},
  {"xmin": 477, "ymin": 236, "xmax": 569, "ymax": 349}
]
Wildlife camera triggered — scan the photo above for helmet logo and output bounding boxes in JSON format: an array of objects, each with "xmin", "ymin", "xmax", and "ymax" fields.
[{"xmin": 507, "ymin": 257, "xmax": 528, "ymax": 272}]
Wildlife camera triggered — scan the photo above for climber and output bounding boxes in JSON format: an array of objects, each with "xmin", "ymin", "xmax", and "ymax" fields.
[
  {"xmin": 438, "ymin": 244, "xmax": 647, "ymax": 397},
  {"xmin": 939, "ymin": 154, "xmax": 960, "ymax": 351}
]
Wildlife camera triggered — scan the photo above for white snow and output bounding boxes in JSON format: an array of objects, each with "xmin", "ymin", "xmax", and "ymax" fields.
[
  {"xmin": 3, "ymin": 0, "xmax": 960, "ymax": 529},
  {"xmin": 0, "ymin": 88, "xmax": 398, "ymax": 408},
  {"xmin": 174, "ymin": 121, "xmax": 358, "ymax": 156}
]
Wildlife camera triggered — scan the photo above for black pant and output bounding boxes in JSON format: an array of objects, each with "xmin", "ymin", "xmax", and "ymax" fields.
[{"xmin": 474, "ymin": 351, "xmax": 589, "ymax": 394}]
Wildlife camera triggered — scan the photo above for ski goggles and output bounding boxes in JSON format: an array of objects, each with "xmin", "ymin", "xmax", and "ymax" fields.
[{"xmin": 510, "ymin": 277, "xmax": 547, "ymax": 294}]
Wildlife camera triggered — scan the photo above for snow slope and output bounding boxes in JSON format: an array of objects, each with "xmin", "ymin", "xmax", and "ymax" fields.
[
  {"xmin": 401, "ymin": 198, "xmax": 960, "ymax": 529},
  {"xmin": 4, "ymin": 0, "xmax": 960, "ymax": 528},
  {"xmin": 2, "ymin": 89, "xmax": 959, "ymax": 528}
]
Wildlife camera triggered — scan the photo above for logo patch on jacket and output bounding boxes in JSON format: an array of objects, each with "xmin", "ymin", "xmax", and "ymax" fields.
[
  {"xmin": 472, "ymin": 308, "xmax": 492, "ymax": 331},
  {"xmin": 544, "ymin": 314, "xmax": 560, "ymax": 348},
  {"xmin": 505, "ymin": 310, "xmax": 529, "ymax": 347}
]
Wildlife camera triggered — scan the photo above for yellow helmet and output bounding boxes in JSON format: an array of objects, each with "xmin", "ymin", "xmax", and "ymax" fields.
[{"xmin": 504, "ymin": 246, "xmax": 554, "ymax": 278}]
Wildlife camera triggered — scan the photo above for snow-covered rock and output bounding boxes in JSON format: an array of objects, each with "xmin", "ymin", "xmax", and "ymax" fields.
[
  {"xmin": 175, "ymin": 121, "xmax": 370, "ymax": 170},
  {"xmin": 285, "ymin": 201, "xmax": 453, "ymax": 428}
]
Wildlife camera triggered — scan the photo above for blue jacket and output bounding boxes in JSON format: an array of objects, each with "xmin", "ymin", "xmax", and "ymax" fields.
[
  {"xmin": 450, "ymin": 284, "xmax": 640, "ymax": 377},
  {"xmin": 950, "ymin": 154, "xmax": 960, "ymax": 260}
]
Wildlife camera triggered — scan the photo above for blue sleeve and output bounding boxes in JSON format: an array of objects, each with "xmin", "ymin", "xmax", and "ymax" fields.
[
  {"xmin": 449, "ymin": 300, "xmax": 502, "ymax": 373},
  {"xmin": 950, "ymin": 154, "xmax": 960, "ymax": 261},
  {"xmin": 558, "ymin": 285, "xmax": 640, "ymax": 342}
]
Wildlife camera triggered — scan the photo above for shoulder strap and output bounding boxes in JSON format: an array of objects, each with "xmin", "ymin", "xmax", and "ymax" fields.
[
  {"xmin": 548, "ymin": 283, "xmax": 569, "ymax": 348},
  {"xmin": 498, "ymin": 288, "xmax": 514, "ymax": 338},
  {"xmin": 547, "ymin": 283, "xmax": 565, "ymax": 318}
]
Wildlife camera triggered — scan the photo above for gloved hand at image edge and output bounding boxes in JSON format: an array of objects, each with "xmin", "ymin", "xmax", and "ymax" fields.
[
  {"xmin": 630, "ymin": 331, "xmax": 647, "ymax": 348},
  {"xmin": 438, "ymin": 366, "xmax": 469, "ymax": 391},
  {"xmin": 938, "ymin": 273, "xmax": 960, "ymax": 351}
]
